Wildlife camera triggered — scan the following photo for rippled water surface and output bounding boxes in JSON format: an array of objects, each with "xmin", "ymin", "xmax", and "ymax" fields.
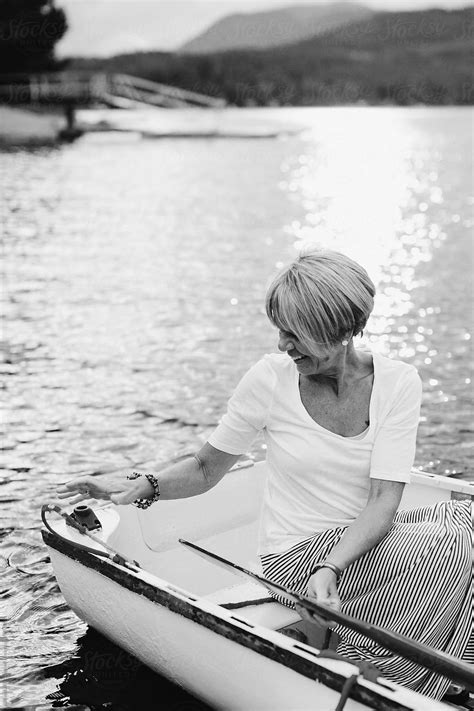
[{"xmin": 1, "ymin": 106, "xmax": 473, "ymax": 709}]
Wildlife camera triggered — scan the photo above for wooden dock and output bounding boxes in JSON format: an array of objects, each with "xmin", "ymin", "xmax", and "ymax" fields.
[
  {"xmin": 0, "ymin": 72, "xmax": 304, "ymax": 143},
  {"xmin": 0, "ymin": 72, "xmax": 226, "ymax": 140},
  {"xmin": 0, "ymin": 72, "xmax": 226, "ymax": 109}
]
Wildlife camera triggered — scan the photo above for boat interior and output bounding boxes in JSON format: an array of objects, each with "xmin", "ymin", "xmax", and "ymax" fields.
[
  {"xmin": 106, "ymin": 461, "xmax": 472, "ymax": 650},
  {"xmin": 109, "ymin": 463, "xmax": 313, "ymax": 641}
]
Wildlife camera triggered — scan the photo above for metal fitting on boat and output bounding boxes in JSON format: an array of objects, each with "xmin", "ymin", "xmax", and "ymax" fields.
[{"xmin": 68, "ymin": 505, "xmax": 102, "ymax": 531}]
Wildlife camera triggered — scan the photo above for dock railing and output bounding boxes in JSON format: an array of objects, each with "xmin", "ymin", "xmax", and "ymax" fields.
[{"xmin": 0, "ymin": 72, "xmax": 226, "ymax": 109}]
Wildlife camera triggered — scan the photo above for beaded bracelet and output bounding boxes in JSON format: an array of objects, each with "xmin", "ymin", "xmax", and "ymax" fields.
[
  {"xmin": 310, "ymin": 562, "xmax": 343, "ymax": 583},
  {"xmin": 126, "ymin": 471, "xmax": 161, "ymax": 509}
]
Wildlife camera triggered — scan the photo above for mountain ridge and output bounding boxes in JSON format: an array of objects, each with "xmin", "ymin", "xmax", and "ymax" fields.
[
  {"xmin": 179, "ymin": 2, "xmax": 374, "ymax": 54},
  {"xmin": 69, "ymin": 7, "xmax": 474, "ymax": 106}
]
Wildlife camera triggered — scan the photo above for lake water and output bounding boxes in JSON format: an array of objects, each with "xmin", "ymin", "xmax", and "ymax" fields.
[{"xmin": 1, "ymin": 106, "xmax": 473, "ymax": 709}]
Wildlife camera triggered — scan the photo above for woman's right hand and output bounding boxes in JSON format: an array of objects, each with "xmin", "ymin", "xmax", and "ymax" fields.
[{"xmin": 57, "ymin": 474, "xmax": 154, "ymax": 506}]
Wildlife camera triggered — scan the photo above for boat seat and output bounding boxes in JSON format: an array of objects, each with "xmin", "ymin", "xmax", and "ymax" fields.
[{"xmin": 205, "ymin": 580, "xmax": 301, "ymax": 630}]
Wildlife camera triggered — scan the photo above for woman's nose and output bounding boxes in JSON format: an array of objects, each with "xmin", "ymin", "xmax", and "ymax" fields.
[{"xmin": 278, "ymin": 335, "xmax": 295, "ymax": 352}]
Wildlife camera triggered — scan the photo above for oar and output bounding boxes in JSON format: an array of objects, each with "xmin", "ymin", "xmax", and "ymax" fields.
[{"xmin": 179, "ymin": 538, "xmax": 474, "ymax": 692}]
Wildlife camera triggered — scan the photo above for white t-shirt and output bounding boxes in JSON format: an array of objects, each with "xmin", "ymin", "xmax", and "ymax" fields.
[{"xmin": 208, "ymin": 351, "xmax": 422, "ymax": 555}]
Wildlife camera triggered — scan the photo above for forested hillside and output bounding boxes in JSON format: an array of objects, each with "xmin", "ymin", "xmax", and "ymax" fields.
[{"xmin": 70, "ymin": 7, "xmax": 473, "ymax": 106}]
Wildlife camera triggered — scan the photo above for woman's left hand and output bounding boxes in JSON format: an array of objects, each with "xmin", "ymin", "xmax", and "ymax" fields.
[{"xmin": 307, "ymin": 568, "xmax": 341, "ymax": 612}]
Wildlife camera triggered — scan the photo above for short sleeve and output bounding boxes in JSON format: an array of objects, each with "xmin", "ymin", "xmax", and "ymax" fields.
[
  {"xmin": 207, "ymin": 357, "xmax": 276, "ymax": 455},
  {"xmin": 370, "ymin": 367, "xmax": 422, "ymax": 483}
]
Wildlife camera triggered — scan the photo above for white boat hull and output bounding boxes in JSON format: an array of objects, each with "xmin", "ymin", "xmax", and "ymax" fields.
[
  {"xmin": 43, "ymin": 462, "xmax": 473, "ymax": 710},
  {"xmin": 49, "ymin": 548, "xmax": 374, "ymax": 710}
]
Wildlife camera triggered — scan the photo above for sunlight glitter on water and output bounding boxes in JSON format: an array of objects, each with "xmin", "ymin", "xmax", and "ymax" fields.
[
  {"xmin": 278, "ymin": 110, "xmax": 451, "ymax": 357},
  {"xmin": 1, "ymin": 106, "xmax": 473, "ymax": 708}
]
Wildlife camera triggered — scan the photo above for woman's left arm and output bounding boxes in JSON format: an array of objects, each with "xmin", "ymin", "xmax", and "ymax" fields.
[
  {"xmin": 325, "ymin": 477, "xmax": 405, "ymax": 570},
  {"xmin": 307, "ymin": 479, "xmax": 404, "ymax": 608},
  {"xmin": 308, "ymin": 366, "xmax": 422, "ymax": 608}
]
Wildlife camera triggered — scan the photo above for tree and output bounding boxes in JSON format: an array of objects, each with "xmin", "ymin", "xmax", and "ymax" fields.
[{"xmin": 0, "ymin": 0, "xmax": 68, "ymax": 73}]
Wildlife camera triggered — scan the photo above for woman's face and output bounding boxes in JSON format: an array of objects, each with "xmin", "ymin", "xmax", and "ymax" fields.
[{"xmin": 277, "ymin": 329, "xmax": 345, "ymax": 376}]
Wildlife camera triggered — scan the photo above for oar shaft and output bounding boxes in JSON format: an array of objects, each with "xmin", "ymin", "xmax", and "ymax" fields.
[
  {"xmin": 179, "ymin": 539, "xmax": 474, "ymax": 691},
  {"xmin": 260, "ymin": 575, "xmax": 474, "ymax": 688},
  {"xmin": 303, "ymin": 608, "xmax": 473, "ymax": 688}
]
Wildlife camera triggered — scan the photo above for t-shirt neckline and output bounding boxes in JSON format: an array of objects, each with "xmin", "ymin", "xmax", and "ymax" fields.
[{"xmin": 294, "ymin": 349, "xmax": 377, "ymax": 440}]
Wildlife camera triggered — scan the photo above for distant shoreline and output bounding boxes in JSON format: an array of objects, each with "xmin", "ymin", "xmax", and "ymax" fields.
[{"xmin": 1, "ymin": 104, "xmax": 472, "ymax": 148}]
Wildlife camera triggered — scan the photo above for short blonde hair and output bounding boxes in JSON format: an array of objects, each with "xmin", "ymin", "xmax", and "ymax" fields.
[{"xmin": 265, "ymin": 248, "xmax": 375, "ymax": 350}]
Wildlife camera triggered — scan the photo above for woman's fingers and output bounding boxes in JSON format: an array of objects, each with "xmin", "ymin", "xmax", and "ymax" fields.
[
  {"xmin": 57, "ymin": 491, "xmax": 95, "ymax": 502},
  {"xmin": 58, "ymin": 477, "xmax": 93, "ymax": 495},
  {"xmin": 64, "ymin": 493, "xmax": 92, "ymax": 505},
  {"xmin": 324, "ymin": 589, "xmax": 341, "ymax": 614},
  {"xmin": 326, "ymin": 597, "xmax": 341, "ymax": 612},
  {"xmin": 56, "ymin": 475, "xmax": 149, "ymax": 507},
  {"xmin": 57, "ymin": 490, "xmax": 85, "ymax": 500},
  {"xmin": 57, "ymin": 476, "xmax": 113, "ymax": 503},
  {"xmin": 307, "ymin": 573, "xmax": 341, "ymax": 613}
]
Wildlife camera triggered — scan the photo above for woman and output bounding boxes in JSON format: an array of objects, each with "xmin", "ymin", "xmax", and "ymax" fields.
[{"xmin": 58, "ymin": 248, "xmax": 473, "ymax": 701}]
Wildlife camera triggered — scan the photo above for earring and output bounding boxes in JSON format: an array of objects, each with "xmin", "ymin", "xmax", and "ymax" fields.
[{"xmin": 341, "ymin": 339, "xmax": 349, "ymax": 347}]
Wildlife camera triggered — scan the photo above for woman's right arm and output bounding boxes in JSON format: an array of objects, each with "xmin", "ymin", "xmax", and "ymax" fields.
[
  {"xmin": 57, "ymin": 443, "xmax": 242, "ymax": 506},
  {"xmin": 58, "ymin": 357, "xmax": 272, "ymax": 507}
]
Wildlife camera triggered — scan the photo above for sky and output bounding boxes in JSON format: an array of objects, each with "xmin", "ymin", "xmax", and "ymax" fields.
[{"xmin": 57, "ymin": 0, "xmax": 471, "ymax": 57}]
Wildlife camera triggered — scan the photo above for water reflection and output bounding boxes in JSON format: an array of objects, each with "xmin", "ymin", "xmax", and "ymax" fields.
[
  {"xmin": 278, "ymin": 111, "xmax": 473, "ymax": 480},
  {"xmin": 42, "ymin": 628, "xmax": 210, "ymax": 710},
  {"xmin": 1, "ymin": 107, "xmax": 472, "ymax": 707},
  {"xmin": 278, "ymin": 109, "xmax": 458, "ymax": 339}
]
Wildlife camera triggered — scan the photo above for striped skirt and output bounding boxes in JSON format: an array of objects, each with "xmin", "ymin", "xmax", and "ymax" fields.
[{"xmin": 260, "ymin": 499, "xmax": 473, "ymax": 700}]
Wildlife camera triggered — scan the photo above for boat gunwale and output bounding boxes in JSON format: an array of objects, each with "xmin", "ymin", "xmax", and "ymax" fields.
[
  {"xmin": 409, "ymin": 469, "xmax": 474, "ymax": 495},
  {"xmin": 42, "ymin": 527, "xmax": 432, "ymax": 711},
  {"xmin": 131, "ymin": 464, "xmax": 473, "ymax": 556},
  {"xmin": 233, "ymin": 461, "xmax": 474, "ymax": 496}
]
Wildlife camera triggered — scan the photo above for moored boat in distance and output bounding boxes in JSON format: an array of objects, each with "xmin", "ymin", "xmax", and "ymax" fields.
[{"xmin": 41, "ymin": 462, "xmax": 474, "ymax": 710}]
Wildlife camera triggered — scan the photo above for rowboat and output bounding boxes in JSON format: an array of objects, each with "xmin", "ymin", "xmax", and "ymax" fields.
[{"xmin": 41, "ymin": 461, "xmax": 474, "ymax": 711}]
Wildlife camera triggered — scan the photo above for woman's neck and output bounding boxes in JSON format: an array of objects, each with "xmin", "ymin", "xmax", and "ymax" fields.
[{"xmin": 305, "ymin": 344, "xmax": 371, "ymax": 397}]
